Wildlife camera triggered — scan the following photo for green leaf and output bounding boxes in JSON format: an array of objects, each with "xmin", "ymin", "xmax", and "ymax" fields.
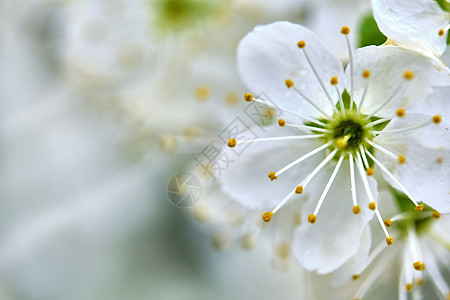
[
  {"xmin": 436, "ymin": 0, "xmax": 450, "ymax": 12},
  {"xmin": 357, "ymin": 12, "xmax": 387, "ymax": 48}
]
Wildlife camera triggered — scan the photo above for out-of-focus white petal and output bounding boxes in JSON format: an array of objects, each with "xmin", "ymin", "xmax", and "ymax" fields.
[
  {"xmin": 237, "ymin": 21, "xmax": 344, "ymax": 118},
  {"xmin": 372, "ymin": 0, "xmax": 450, "ymax": 57}
]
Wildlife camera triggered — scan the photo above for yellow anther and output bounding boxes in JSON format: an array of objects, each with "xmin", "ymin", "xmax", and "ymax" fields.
[
  {"xmin": 228, "ymin": 138, "xmax": 237, "ymax": 148},
  {"xmin": 432, "ymin": 115, "xmax": 442, "ymax": 124},
  {"xmin": 352, "ymin": 205, "xmax": 361, "ymax": 215},
  {"xmin": 330, "ymin": 76, "xmax": 339, "ymax": 85},
  {"xmin": 295, "ymin": 185, "xmax": 303, "ymax": 194},
  {"xmin": 362, "ymin": 69, "xmax": 371, "ymax": 78},
  {"xmin": 308, "ymin": 214, "xmax": 317, "ymax": 224},
  {"xmin": 413, "ymin": 261, "xmax": 425, "ymax": 271},
  {"xmin": 195, "ymin": 85, "xmax": 210, "ymax": 101},
  {"xmin": 398, "ymin": 155, "xmax": 406, "ymax": 164},
  {"xmin": 278, "ymin": 119, "xmax": 286, "ymax": 127},
  {"xmin": 366, "ymin": 167, "xmax": 374, "ymax": 176},
  {"xmin": 384, "ymin": 219, "xmax": 392, "ymax": 227},
  {"xmin": 403, "ymin": 70, "xmax": 414, "ymax": 80},
  {"xmin": 415, "ymin": 205, "xmax": 424, "ymax": 211},
  {"xmin": 341, "ymin": 26, "xmax": 350, "ymax": 35},
  {"xmin": 352, "ymin": 274, "xmax": 360, "ymax": 281},
  {"xmin": 416, "ymin": 278, "xmax": 424, "ymax": 286},
  {"xmin": 297, "ymin": 40, "xmax": 306, "ymax": 48},
  {"xmin": 386, "ymin": 236, "xmax": 394, "ymax": 246},
  {"xmin": 396, "ymin": 108, "xmax": 406, "ymax": 117},
  {"xmin": 244, "ymin": 93, "xmax": 253, "ymax": 102},
  {"xmin": 439, "ymin": 29, "xmax": 445, "ymax": 36},
  {"xmin": 406, "ymin": 283, "xmax": 413, "ymax": 291},
  {"xmin": 240, "ymin": 234, "xmax": 256, "ymax": 250},
  {"xmin": 285, "ymin": 78, "xmax": 294, "ymax": 88},
  {"xmin": 437, "ymin": 157, "xmax": 444, "ymax": 164},
  {"xmin": 432, "ymin": 211, "xmax": 441, "ymax": 219},
  {"xmin": 262, "ymin": 212, "xmax": 274, "ymax": 222},
  {"xmin": 268, "ymin": 171, "xmax": 278, "ymax": 181},
  {"xmin": 368, "ymin": 202, "xmax": 376, "ymax": 210}
]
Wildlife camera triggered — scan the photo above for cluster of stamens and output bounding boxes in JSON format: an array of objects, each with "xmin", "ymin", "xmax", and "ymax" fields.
[{"xmin": 227, "ymin": 26, "xmax": 443, "ymax": 247}]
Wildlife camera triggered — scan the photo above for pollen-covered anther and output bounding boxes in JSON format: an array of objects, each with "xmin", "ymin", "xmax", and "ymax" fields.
[
  {"xmin": 416, "ymin": 278, "xmax": 424, "ymax": 286},
  {"xmin": 244, "ymin": 93, "xmax": 253, "ymax": 102},
  {"xmin": 362, "ymin": 69, "xmax": 371, "ymax": 78},
  {"xmin": 295, "ymin": 185, "xmax": 303, "ymax": 194},
  {"xmin": 406, "ymin": 283, "xmax": 413, "ymax": 292},
  {"xmin": 285, "ymin": 78, "xmax": 294, "ymax": 88},
  {"xmin": 384, "ymin": 219, "xmax": 392, "ymax": 227},
  {"xmin": 432, "ymin": 115, "xmax": 442, "ymax": 124},
  {"xmin": 398, "ymin": 155, "xmax": 406, "ymax": 164},
  {"xmin": 278, "ymin": 119, "xmax": 286, "ymax": 127},
  {"xmin": 415, "ymin": 204, "xmax": 423, "ymax": 211},
  {"xmin": 330, "ymin": 76, "xmax": 339, "ymax": 85},
  {"xmin": 297, "ymin": 40, "xmax": 306, "ymax": 48},
  {"xmin": 340, "ymin": 26, "xmax": 350, "ymax": 35},
  {"xmin": 262, "ymin": 212, "xmax": 274, "ymax": 222},
  {"xmin": 403, "ymin": 70, "xmax": 414, "ymax": 80},
  {"xmin": 352, "ymin": 274, "xmax": 360, "ymax": 281},
  {"xmin": 352, "ymin": 205, "xmax": 361, "ymax": 215},
  {"xmin": 386, "ymin": 236, "xmax": 394, "ymax": 246},
  {"xmin": 432, "ymin": 211, "xmax": 441, "ymax": 219},
  {"xmin": 413, "ymin": 261, "xmax": 426, "ymax": 271},
  {"xmin": 227, "ymin": 138, "xmax": 237, "ymax": 148},
  {"xmin": 366, "ymin": 167, "xmax": 374, "ymax": 176},
  {"xmin": 308, "ymin": 214, "xmax": 317, "ymax": 224},
  {"xmin": 396, "ymin": 108, "xmax": 406, "ymax": 117},
  {"xmin": 439, "ymin": 29, "xmax": 445, "ymax": 36},
  {"xmin": 268, "ymin": 171, "xmax": 278, "ymax": 181},
  {"xmin": 368, "ymin": 201, "xmax": 376, "ymax": 210}
]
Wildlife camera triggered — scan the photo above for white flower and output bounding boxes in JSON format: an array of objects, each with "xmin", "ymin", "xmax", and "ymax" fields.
[
  {"xmin": 349, "ymin": 209, "xmax": 450, "ymax": 300},
  {"xmin": 219, "ymin": 21, "xmax": 450, "ymax": 273},
  {"xmin": 372, "ymin": 0, "xmax": 450, "ymax": 59}
]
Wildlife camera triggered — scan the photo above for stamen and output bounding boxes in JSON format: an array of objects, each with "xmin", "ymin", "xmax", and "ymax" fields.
[
  {"xmin": 295, "ymin": 186, "xmax": 303, "ymax": 194},
  {"xmin": 308, "ymin": 214, "xmax": 317, "ymax": 224},
  {"xmin": 359, "ymin": 145, "xmax": 370, "ymax": 169},
  {"xmin": 278, "ymin": 119, "xmax": 286, "ymax": 127},
  {"xmin": 292, "ymin": 86, "xmax": 332, "ymax": 118},
  {"xmin": 244, "ymin": 93, "xmax": 253, "ymax": 102},
  {"xmin": 432, "ymin": 211, "xmax": 441, "ymax": 219},
  {"xmin": 285, "ymin": 79, "xmax": 294, "ymax": 88},
  {"xmin": 298, "ymin": 42, "xmax": 338, "ymax": 113},
  {"xmin": 268, "ymin": 172, "xmax": 278, "ymax": 181},
  {"xmin": 355, "ymin": 153, "xmax": 392, "ymax": 243},
  {"xmin": 349, "ymin": 153, "xmax": 359, "ymax": 210},
  {"xmin": 408, "ymin": 226, "xmax": 425, "ymax": 271},
  {"xmin": 262, "ymin": 212, "xmax": 274, "ymax": 222},
  {"xmin": 403, "ymin": 70, "xmax": 414, "ymax": 80},
  {"xmin": 341, "ymin": 26, "xmax": 355, "ymax": 110},
  {"xmin": 432, "ymin": 115, "xmax": 442, "ymax": 124},
  {"xmin": 365, "ymin": 117, "xmax": 391, "ymax": 128},
  {"xmin": 365, "ymin": 150, "xmax": 420, "ymax": 208},
  {"xmin": 331, "ymin": 76, "xmax": 346, "ymax": 117},
  {"xmin": 312, "ymin": 155, "xmax": 344, "ymax": 216},
  {"xmin": 284, "ymin": 123, "xmax": 331, "ymax": 133},
  {"xmin": 275, "ymin": 142, "xmax": 331, "ymax": 177},
  {"xmin": 302, "ymin": 149, "xmax": 338, "ymax": 189},
  {"xmin": 439, "ymin": 24, "xmax": 450, "ymax": 36},
  {"xmin": 396, "ymin": 108, "xmax": 406, "ymax": 117},
  {"xmin": 356, "ymin": 70, "xmax": 370, "ymax": 115},
  {"xmin": 384, "ymin": 219, "xmax": 392, "ymax": 227},
  {"xmin": 398, "ymin": 155, "xmax": 406, "ymax": 165},
  {"xmin": 230, "ymin": 134, "xmax": 326, "ymax": 147},
  {"xmin": 253, "ymin": 94, "xmax": 325, "ymax": 126}
]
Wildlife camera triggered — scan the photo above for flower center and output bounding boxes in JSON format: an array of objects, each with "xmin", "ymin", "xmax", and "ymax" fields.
[{"xmin": 329, "ymin": 114, "xmax": 369, "ymax": 151}]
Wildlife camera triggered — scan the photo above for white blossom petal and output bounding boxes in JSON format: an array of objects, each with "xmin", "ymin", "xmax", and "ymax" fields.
[
  {"xmin": 348, "ymin": 46, "xmax": 450, "ymax": 118},
  {"xmin": 372, "ymin": 0, "xmax": 450, "ymax": 57},
  {"xmin": 220, "ymin": 126, "xmax": 323, "ymax": 210},
  {"xmin": 237, "ymin": 21, "xmax": 344, "ymax": 118},
  {"xmin": 292, "ymin": 162, "xmax": 376, "ymax": 274},
  {"xmin": 374, "ymin": 113, "xmax": 450, "ymax": 213}
]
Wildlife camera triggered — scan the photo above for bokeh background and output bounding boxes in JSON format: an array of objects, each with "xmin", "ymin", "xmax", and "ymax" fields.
[{"xmin": 0, "ymin": 0, "xmax": 379, "ymax": 299}]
